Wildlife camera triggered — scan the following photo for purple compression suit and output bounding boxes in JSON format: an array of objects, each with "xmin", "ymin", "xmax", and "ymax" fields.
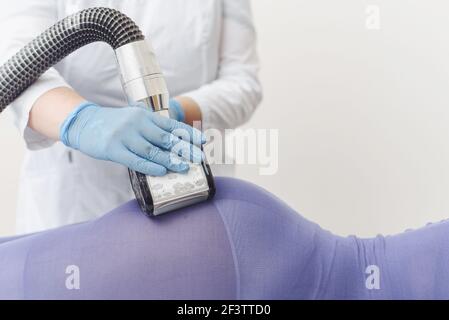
[{"xmin": 0, "ymin": 177, "xmax": 448, "ymax": 299}]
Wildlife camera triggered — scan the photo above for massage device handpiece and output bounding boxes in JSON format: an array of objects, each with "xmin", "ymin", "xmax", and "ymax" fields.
[
  {"xmin": 0, "ymin": 7, "xmax": 214, "ymax": 217},
  {"xmin": 115, "ymin": 40, "xmax": 215, "ymax": 217}
]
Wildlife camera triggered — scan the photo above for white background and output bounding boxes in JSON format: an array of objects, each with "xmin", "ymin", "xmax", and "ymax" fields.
[{"xmin": 2, "ymin": 0, "xmax": 449, "ymax": 237}]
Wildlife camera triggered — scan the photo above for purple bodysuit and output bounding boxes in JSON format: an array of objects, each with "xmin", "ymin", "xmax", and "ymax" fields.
[{"xmin": 0, "ymin": 177, "xmax": 448, "ymax": 299}]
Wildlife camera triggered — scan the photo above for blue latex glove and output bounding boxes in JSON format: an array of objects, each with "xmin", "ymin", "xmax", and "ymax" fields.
[
  {"xmin": 168, "ymin": 99, "xmax": 185, "ymax": 123},
  {"xmin": 60, "ymin": 101, "xmax": 206, "ymax": 176}
]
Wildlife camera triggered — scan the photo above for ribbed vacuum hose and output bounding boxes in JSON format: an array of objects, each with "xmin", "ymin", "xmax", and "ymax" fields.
[{"xmin": 0, "ymin": 7, "xmax": 144, "ymax": 111}]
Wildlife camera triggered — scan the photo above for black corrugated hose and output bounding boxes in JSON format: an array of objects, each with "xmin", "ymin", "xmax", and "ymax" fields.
[{"xmin": 0, "ymin": 7, "xmax": 144, "ymax": 111}]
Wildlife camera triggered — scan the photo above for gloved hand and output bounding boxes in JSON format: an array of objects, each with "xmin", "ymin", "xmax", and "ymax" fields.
[
  {"xmin": 60, "ymin": 101, "xmax": 206, "ymax": 176},
  {"xmin": 168, "ymin": 99, "xmax": 185, "ymax": 123}
]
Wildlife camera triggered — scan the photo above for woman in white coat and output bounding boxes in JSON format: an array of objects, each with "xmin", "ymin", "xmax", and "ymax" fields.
[{"xmin": 0, "ymin": 0, "xmax": 262, "ymax": 234}]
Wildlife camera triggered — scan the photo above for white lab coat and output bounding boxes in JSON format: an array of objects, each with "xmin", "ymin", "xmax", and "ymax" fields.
[{"xmin": 0, "ymin": 0, "xmax": 262, "ymax": 234}]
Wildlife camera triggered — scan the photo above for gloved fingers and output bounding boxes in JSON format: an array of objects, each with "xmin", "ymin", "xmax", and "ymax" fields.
[
  {"xmin": 127, "ymin": 137, "xmax": 190, "ymax": 173},
  {"xmin": 170, "ymin": 138, "xmax": 205, "ymax": 164},
  {"xmin": 116, "ymin": 148, "xmax": 167, "ymax": 176},
  {"xmin": 139, "ymin": 123, "xmax": 204, "ymax": 163},
  {"xmin": 149, "ymin": 113, "xmax": 206, "ymax": 146},
  {"xmin": 139, "ymin": 123, "xmax": 177, "ymax": 151}
]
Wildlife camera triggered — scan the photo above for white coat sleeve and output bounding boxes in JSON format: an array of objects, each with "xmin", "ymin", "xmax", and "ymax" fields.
[
  {"xmin": 183, "ymin": 0, "xmax": 262, "ymax": 130},
  {"xmin": 0, "ymin": 0, "xmax": 71, "ymax": 150}
]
